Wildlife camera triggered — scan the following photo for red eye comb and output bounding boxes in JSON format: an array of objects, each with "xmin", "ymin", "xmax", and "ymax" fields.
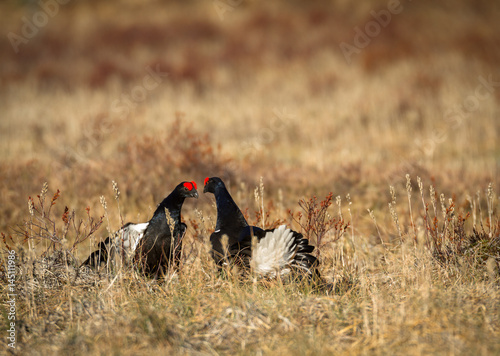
[
  {"xmin": 191, "ymin": 181, "xmax": 197, "ymax": 189},
  {"xmin": 204, "ymin": 177, "xmax": 209, "ymax": 186},
  {"xmin": 183, "ymin": 182, "xmax": 193, "ymax": 190}
]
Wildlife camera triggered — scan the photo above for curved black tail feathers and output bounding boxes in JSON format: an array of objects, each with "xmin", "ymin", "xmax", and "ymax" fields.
[
  {"xmin": 288, "ymin": 229, "xmax": 321, "ymax": 280},
  {"xmin": 81, "ymin": 237, "xmax": 110, "ymax": 268}
]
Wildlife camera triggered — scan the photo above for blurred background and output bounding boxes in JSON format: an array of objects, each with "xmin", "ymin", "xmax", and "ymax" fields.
[{"xmin": 1, "ymin": 0, "xmax": 499, "ymax": 241}]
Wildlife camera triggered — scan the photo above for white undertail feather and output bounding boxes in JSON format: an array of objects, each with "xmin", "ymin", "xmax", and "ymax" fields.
[
  {"xmin": 251, "ymin": 225, "xmax": 297, "ymax": 277},
  {"xmin": 113, "ymin": 222, "xmax": 149, "ymax": 261}
]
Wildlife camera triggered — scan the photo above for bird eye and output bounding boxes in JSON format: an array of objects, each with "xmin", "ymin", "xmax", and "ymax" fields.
[
  {"xmin": 204, "ymin": 177, "xmax": 209, "ymax": 186},
  {"xmin": 183, "ymin": 182, "xmax": 193, "ymax": 190}
]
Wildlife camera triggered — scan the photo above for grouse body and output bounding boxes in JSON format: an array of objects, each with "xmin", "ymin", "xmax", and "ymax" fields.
[
  {"xmin": 82, "ymin": 181, "xmax": 198, "ymax": 276},
  {"xmin": 203, "ymin": 177, "xmax": 319, "ymax": 278}
]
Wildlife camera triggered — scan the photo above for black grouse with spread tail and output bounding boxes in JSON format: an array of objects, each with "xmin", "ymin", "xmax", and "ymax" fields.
[
  {"xmin": 203, "ymin": 177, "xmax": 319, "ymax": 279},
  {"xmin": 82, "ymin": 181, "xmax": 198, "ymax": 276}
]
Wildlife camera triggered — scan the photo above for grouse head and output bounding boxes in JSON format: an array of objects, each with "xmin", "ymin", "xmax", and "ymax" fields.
[
  {"xmin": 203, "ymin": 177, "xmax": 224, "ymax": 194},
  {"xmin": 178, "ymin": 181, "xmax": 199, "ymax": 199}
]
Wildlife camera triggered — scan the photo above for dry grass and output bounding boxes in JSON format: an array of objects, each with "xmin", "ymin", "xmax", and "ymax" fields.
[
  {"xmin": 1, "ymin": 0, "xmax": 499, "ymax": 354},
  {"xmin": 2, "ymin": 185, "xmax": 499, "ymax": 355}
]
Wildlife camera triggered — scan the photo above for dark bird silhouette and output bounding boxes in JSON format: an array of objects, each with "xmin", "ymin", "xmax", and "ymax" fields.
[
  {"xmin": 82, "ymin": 181, "xmax": 198, "ymax": 277},
  {"xmin": 203, "ymin": 177, "xmax": 319, "ymax": 279}
]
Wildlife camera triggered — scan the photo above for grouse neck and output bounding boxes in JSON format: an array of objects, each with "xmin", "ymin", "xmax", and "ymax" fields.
[
  {"xmin": 153, "ymin": 191, "xmax": 184, "ymax": 221},
  {"xmin": 214, "ymin": 185, "xmax": 248, "ymax": 231}
]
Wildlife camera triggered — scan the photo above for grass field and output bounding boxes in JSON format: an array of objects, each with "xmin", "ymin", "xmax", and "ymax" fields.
[{"xmin": 1, "ymin": 0, "xmax": 499, "ymax": 354}]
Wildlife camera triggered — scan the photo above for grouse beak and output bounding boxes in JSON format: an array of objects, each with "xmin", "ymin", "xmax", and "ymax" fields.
[
  {"xmin": 203, "ymin": 185, "xmax": 208, "ymax": 194},
  {"xmin": 192, "ymin": 190, "xmax": 199, "ymax": 199}
]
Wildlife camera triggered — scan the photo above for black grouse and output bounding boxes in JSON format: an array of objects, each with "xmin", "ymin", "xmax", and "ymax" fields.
[
  {"xmin": 82, "ymin": 181, "xmax": 198, "ymax": 276},
  {"xmin": 203, "ymin": 177, "xmax": 319, "ymax": 279}
]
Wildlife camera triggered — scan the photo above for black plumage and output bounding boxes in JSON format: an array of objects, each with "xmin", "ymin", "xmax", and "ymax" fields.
[
  {"xmin": 82, "ymin": 181, "xmax": 198, "ymax": 277},
  {"xmin": 137, "ymin": 181, "xmax": 198, "ymax": 276},
  {"xmin": 203, "ymin": 177, "xmax": 319, "ymax": 279}
]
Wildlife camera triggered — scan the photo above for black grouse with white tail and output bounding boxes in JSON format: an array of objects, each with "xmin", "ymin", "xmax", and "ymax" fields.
[
  {"xmin": 82, "ymin": 181, "xmax": 198, "ymax": 276},
  {"xmin": 203, "ymin": 177, "xmax": 319, "ymax": 278}
]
